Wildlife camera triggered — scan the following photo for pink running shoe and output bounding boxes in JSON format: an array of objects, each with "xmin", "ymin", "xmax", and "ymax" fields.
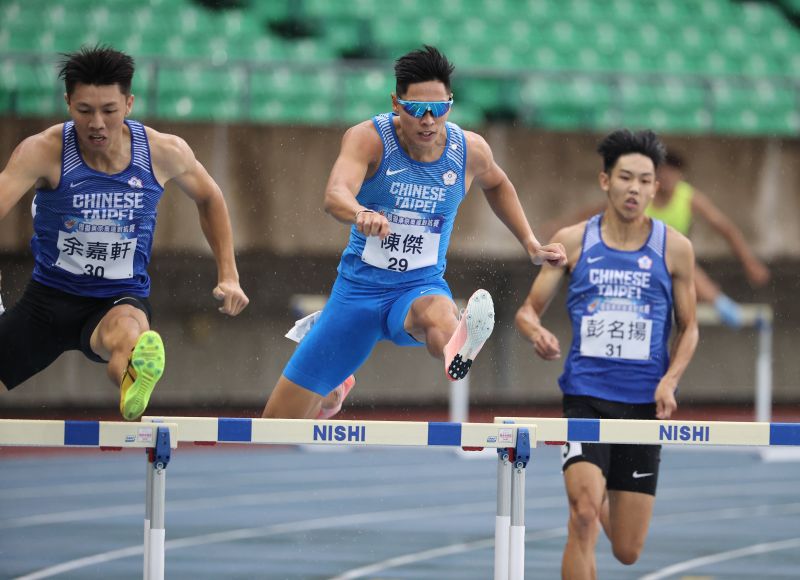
[
  {"xmin": 444, "ymin": 289, "xmax": 495, "ymax": 381},
  {"xmin": 317, "ymin": 375, "xmax": 356, "ymax": 419}
]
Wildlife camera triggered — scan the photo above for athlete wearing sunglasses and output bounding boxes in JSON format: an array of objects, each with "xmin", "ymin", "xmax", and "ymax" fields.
[
  {"xmin": 395, "ymin": 98, "xmax": 453, "ymax": 118},
  {"xmin": 263, "ymin": 46, "xmax": 567, "ymax": 422}
]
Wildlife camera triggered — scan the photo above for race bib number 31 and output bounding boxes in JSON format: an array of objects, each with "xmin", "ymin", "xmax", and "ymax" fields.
[
  {"xmin": 56, "ymin": 229, "xmax": 137, "ymax": 279},
  {"xmin": 580, "ymin": 311, "xmax": 652, "ymax": 360},
  {"xmin": 362, "ymin": 211, "xmax": 443, "ymax": 272}
]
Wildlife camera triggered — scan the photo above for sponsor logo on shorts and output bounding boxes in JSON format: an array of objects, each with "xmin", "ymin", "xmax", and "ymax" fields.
[{"xmin": 632, "ymin": 471, "xmax": 654, "ymax": 479}]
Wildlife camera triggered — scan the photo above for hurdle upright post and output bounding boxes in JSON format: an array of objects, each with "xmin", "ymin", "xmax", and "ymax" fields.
[
  {"xmin": 509, "ymin": 428, "xmax": 531, "ymax": 580},
  {"xmin": 494, "ymin": 447, "xmax": 511, "ymax": 580},
  {"xmin": 755, "ymin": 305, "xmax": 773, "ymax": 423},
  {"xmin": 144, "ymin": 425, "xmax": 172, "ymax": 580}
]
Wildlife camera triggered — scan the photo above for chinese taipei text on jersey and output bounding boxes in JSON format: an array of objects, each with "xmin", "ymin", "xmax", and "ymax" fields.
[
  {"xmin": 560, "ymin": 214, "xmax": 673, "ymax": 404},
  {"xmin": 337, "ymin": 113, "xmax": 468, "ymax": 286},
  {"xmin": 31, "ymin": 120, "xmax": 164, "ymax": 298}
]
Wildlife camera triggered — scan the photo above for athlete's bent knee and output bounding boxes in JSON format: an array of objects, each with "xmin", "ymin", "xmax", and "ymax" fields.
[
  {"xmin": 612, "ymin": 543, "xmax": 642, "ymax": 566},
  {"xmin": 569, "ymin": 500, "xmax": 600, "ymax": 532}
]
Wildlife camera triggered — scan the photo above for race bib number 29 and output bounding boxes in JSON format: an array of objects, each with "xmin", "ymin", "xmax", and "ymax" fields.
[
  {"xmin": 580, "ymin": 311, "xmax": 652, "ymax": 360},
  {"xmin": 361, "ymin": 211, "xmax": 443, "ymax": 272}
]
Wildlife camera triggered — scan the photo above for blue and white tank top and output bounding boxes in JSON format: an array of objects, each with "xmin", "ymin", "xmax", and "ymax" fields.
[
  {"xmin": 337, "ymin": 113, "xmax": 468, "ymax": 286},
  {"xmin": 30, "ymin": 120, "xmax": 164, "ymax": 297},
  {"xmin": 559, "ymin": 214, "xmax": 673, "ymax": 404}
]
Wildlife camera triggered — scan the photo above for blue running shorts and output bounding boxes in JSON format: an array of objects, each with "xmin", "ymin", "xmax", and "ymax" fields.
[{"xmin": 283, "ymin": 275, "xmax": 452, "ymax": 395}]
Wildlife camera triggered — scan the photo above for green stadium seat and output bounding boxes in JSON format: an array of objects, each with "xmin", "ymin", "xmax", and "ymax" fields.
[
  {"xmin": 16, "ymin": 91, "xmax": 61, "ymax": 117},
  {"xmin": 712, "ymin": 105, "xmax": 797, "ymax": 136}
]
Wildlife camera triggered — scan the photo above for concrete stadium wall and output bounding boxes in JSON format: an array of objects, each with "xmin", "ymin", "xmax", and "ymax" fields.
[{"xmin": 0, "ymin": 117, "xmax": 798, "ymax": 412}]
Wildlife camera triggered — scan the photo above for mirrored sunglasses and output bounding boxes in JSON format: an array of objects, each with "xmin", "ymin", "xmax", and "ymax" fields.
[{"xmin": 396, "ymin": 98, "xmax": 453, "ymax": 118}]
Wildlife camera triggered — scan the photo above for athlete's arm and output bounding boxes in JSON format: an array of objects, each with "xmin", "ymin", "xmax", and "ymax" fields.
[
  {"xmin": 323, "ymin": 122, "xmax": 389, "ymax": 239},
  {"xmin": 151, "ymin": 130, "xmax": 249, "ymax": 316},
  {"xmin": 515, "ymin": 224, "xmax": 583, "ymax": 360},
  {"xmin": 656, "ymin": 229, "xmax": 699, "ymax": 419},
  {"xmin": 691, "ymin": 190, "xmax": 770, "ymax": 287},
  {"xmin": 464, "ymin": 132, "xmax": 566, "ymax": 266},
  {"xmin": 0, "ymin": 128, "xmax": 61, "ymax": 220}
]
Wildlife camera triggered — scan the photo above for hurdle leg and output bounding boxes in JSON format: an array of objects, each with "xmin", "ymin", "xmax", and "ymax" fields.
[
  {"xmin": 494, "ymin": 449, "xmax": 511, "ymax": 580},
  {"xmin": 145, "ymin": 425, "xmax": 172, "ymax": 580},
  {"xmin": 148, "ymin": 455, "xmax": 167, "ymax": 580},
  {"xmin": 144, "ymin": 452, "xmax": 153, "ymax": 580},
  {"xmin": 509, "ymin": 428, "xmax": 531, "ymax": 580},
  {"xmin": 509, "ymin": 457, "xmax": 527, "ymax": 579},
  {"xmin": 755, "ymin": 310, "xmax": 773, "ymax": 423}
]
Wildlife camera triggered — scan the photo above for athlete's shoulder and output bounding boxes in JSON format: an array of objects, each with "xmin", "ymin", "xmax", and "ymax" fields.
[
  {"xmin": 462, "ymin": 130, "xmax": 492, "ymax": 170},
  {"xmin": 553, "ymin": 221, "xmax": 587, "ymax": 261},
  {"xmin": 664, "ymin": 225, "xmax": 694, "ymax": 268},
  {"xmin": 9, "ymin": 124, "xmax": 63, "ymax": 171},
  {"xmin": 143, "ymin": 126, "xmax": 194, "ymax": 177},
  {"xmin": 340, "ymin": 119, "xmax": 383, "ymax": 160}
]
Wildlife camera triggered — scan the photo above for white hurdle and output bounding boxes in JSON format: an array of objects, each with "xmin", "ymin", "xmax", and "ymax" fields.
[
  {"xmin": 141, "ymin": 415, "xmax": 534, "ymax": 580},
  {"xmin": 696, "ymin": 303, "xmax": 773, "ymax": 422},
  {"xmin": 492, "ymin": 416, "xmax": 800, "ymax": 580},
  {"xmin": 6, "ymin": 415, "xmax": 800, "ymax": 579},
  {"xmin": 0, "ymin": 419, "xmax": 178, "ymax": 580}
]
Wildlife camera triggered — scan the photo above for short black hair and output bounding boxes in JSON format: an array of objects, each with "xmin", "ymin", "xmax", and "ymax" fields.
[
  {"xmin": 596, "ymin": 129, "xmax": 667, "ymax": 173},
  {"xmin": 58, "ymin": 45, "xmax": 135, "ymax": 96},
  {"xmin": 664, "ymin": 151, "xmax": 686, "ymax": 170},
  {"xmin": 394, "ymin": 45, "xmax": 454, "ymax": 97}
]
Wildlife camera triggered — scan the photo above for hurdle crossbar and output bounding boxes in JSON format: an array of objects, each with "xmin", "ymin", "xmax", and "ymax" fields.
[
  {"xmin": 494, "ymin": 417, "xmax": 800, "ymax": 447},
  {"xmin": 0, "ymin": 418, "xmax": 178, "ymax": 449},
  {"xmin": 491, "ymin": 416, "xmax": 800, "ymax": 580},
  {"xmin": 141, "ymin": 415, "xmax": 524, "ymax": 448},
  {"xmin": 139, "ymin": 416, "xmax": 535, "ymax": 580}
]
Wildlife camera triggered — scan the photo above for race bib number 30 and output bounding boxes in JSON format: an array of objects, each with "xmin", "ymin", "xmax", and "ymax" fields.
[
  {"xmin": 56, "ymin": 229, "xmax": 137, "ymax": 279},
  {"xmin": 362, "ymin": 211, "xmax": 443, "ymax": 272},
  {"xmin": 580, "ymin": 311, "xmax": 652, "ymax": 360}
]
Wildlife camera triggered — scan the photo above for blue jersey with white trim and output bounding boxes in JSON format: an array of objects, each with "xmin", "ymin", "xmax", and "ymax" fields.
[
  {"xmin": 30, "ymin": 120, "xmax": 164, "ymax": 297},
  {"xmin": 337, "ymin": 113, "xmax": 468, "ymax": 286},
  {"xmin": 559, "ymin": 214, "xmax": 673, "ymax": 404}
]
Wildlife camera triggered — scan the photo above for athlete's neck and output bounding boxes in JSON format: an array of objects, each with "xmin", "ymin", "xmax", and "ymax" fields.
[
  {"xmin": 601, "ymin": 209, "xmax": 652, "ymax": 251},
  {"xmin": 79, "ymin": 124, "xmax": 132, "ymax": 175},
  {"xmin": 395, "ymin": 126, "xmax": 445, "ymax": 163}
]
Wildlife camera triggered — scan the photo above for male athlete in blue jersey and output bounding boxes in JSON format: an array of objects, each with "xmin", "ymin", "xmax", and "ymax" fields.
[
  {"xmin": 0, "ymin": 46, "xmax": 249, "ymax": 420},
  {"xmin": 263, "ymin": 46, "xmax": 566, "ymax": 419},
  {"xmin": 516, "ymin": 130, "xmax": 698, "ymax": 578}
]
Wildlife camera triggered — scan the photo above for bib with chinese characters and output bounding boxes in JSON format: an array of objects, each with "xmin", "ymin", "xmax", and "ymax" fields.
[
  {"xmin": 55, "ymin": 219, "xmax": 138, "ymax": 280},
  {"xmin": 580, "ymin": 302, "xmax": 653, "ymax": 360},
  {"xmin": 361, "ymin": 209, "xmax": 444, "ymax": 272}
]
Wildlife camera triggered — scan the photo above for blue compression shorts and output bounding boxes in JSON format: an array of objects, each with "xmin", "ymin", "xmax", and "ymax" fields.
[{"xmin": 283, "ymin": 275, "xmax": 452, "ymax": 396}]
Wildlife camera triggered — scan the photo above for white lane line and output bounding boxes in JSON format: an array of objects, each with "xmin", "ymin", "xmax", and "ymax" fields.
[
  {"xmin": 0, "ymin": 476, "xmax": 505, "ymax": 529},
  {"xmin": 322, "ymin": 501, "xmax": 800, "ymax": 580},
  {"xmin": 14, "ymin": 500, "xmax": 498, "ymax": 579},
  {"xmin": 326, "ymin": 528, "xmax": 567, "ymax": 580},
  {"xmin": 639, "ymin": 537, "xmax": 800, "ymax": 580}
]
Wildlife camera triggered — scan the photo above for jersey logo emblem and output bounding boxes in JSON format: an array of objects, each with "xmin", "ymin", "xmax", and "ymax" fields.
[
  {"xmin": 128, "ymin": 177, "xmax": 143, "ymax": 188},
  {"xmin": 638, "ymin": 255, "xmax": 653, "ymax": 270},
  {"xmin": 442, "ymin": 170, "xmax": 457, "ymax": 185},
  {"xmin": 386, "ymin": 168, "xmax": 407, "ymax": 176},
  {"xmin": 587, "ymin": 256, "xmax": 604, "ymax": 264},
  {"xmin": 69, "ymin": 179, "xmax": 89, "ymax": 188}
]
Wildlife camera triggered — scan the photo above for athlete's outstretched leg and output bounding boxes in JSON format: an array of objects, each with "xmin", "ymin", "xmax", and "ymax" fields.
[
  {"xmin": 263, "ymin": 375, "xmax": 325, "ymax": 419},
  {"xmin": 442, "ymin": 289, "xmax": 495, "ymax": 381},
  {"xmin": 91, "ymin": 305, "xmax": 164, "ymax": 421}
]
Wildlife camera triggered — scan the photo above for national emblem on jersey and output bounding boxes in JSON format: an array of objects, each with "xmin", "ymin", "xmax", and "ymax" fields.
[
  {"xmin": 638, "ymin": 255, "xmax": 653, "ymax": 270},
  {"xmin": 442, "ymin": 170, "xmax": 457, "ymax": 186},
  {"xmin": 128, "ymin": 176, "xmax": 143, "ymax": 189}
]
